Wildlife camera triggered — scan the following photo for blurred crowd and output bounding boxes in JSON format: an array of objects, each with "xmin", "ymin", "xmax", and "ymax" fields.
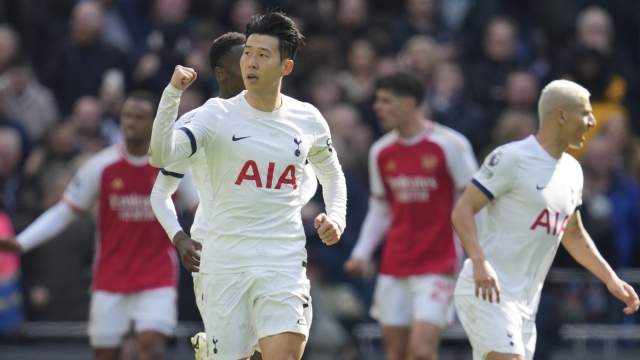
[{"xmin": 1, "ymin": 0, "xmax": 640, "ymax": 356}]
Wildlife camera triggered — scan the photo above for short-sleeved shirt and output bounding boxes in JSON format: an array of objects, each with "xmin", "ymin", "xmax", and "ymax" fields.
[
  {"xmin": 63, "ymin": 144, "xmax": 178, "ymax": 292},
  {"xmin": 455, "ymin": 135, "xmax": 584, "ymax": 319},
  {"xmin": 370, "ymin": 122, "xmax": 477, "ymax": 276}
]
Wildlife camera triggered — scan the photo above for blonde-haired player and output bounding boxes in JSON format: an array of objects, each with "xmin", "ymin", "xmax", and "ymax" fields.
[{"xmin": 452, "ymin": 79, "xmax": 640, "ymax": 360}]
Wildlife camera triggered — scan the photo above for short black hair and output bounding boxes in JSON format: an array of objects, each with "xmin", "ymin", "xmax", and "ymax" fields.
[
  {"xmin": 245, "ymin": 11, "xmax": 305, "ymax": 61},
  {"xmin": 208, "ymin": 32, "xmax": 246, "ymax": 71},
  {"xmin": 126, "ymin": 90, "xmax": 160, "ymax": 114},
  {"xmin": 376, "ymin": 72, "xmax": 425, "ymax": 105}
]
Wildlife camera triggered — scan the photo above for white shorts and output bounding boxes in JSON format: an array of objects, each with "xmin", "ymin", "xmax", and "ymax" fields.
[
  {"xmin": 193, "ymin": 272, "xmax": 203, "ymax": 315},
  {"xmin": 371, "ymin": 274, "xmax": 455, "ymax": 328},
  {"xmin": 454, "ymin": 294, "xmax": 536, "ymax": 360},
  {"xmin": 199, "ymin": 267, "xmax": 312, "ymax": 360},
  {"xmin": 88, "ymin": 287, "xmax": 177, "ymax": 348}
]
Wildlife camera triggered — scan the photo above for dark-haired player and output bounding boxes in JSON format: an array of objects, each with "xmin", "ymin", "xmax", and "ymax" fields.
[
  {"xmin": 149, "ymin": 12, "xmax": 347, "ymax": 360},
  {"xmin": 0, "ymin": 91, "xmax": 199, "ymax": 360},
  {"xmin": 149, "ymin": 32, "xmax": 318, "ymax": 360},
  {"xmin": 344, "ymin": 72, "xmax": 478, "ymax": 360}
]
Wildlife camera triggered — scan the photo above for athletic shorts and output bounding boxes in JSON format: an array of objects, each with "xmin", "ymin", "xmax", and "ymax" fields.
[
  {"xmin": 193, "ymin": 272, "xmax": 203, "ymax": 315},
  {"xmin": 199, "ymin": 267, "xmax": 312, "ymax": 360},
  {"xmin": 88, "ymin": 287, "xmax": 177, "ymax": 348},
  {"xmin": 454, "ymin": 294, "xmax": 536, "ymax": 360},
  {"xmin": 371, "ymin": 274, "xmax": 455, "ymax": 328}
]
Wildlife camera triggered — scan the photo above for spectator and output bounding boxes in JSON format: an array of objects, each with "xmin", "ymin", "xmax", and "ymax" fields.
[
  {"xmin": 230, "ymin": 0, "xmax": 261, "ymax": 33},
  {"xmin": 0, "ymin": 56, "xmax": 59, "ymax": 143},
  {"xmin": 132, "ymin": 0, "xmax": 198, "ymax": 95},
  {"xmin": 70, "ymin": 96, "xmax": 120, "ymax": 154},
  {"xmin": 581, "ymin": 137, "xmax": 640, "ymax": 269},
  {"xmin": 564, "ymin": 46, "xmax": 628, "ymax": 160},
  {"xmin": 477, "ymin": 109, "xmax": 537, "ymax": 162},
  {"xmin": 0, "ymin": 128, "xmax": 22, "ymax": 217},
  {"xmin": 0, "ymin": 209, "xmax": 21, "ymax": 335},
  {"xmin": 44, "ymin": 0, "xmax": 129, "ymax": 114},
  {"xmin": 504, "ymin": 69, "xmax": 539, "ymax": 113},
  {"xmin": 337, "ymin": 39, "xmax": 378, "ymax": 103},
  {"xmin": 391, "ymin": 0, "xmax": 457, "ymax": 57},
  {"xmin": 306, "ymin": 70, "xmax": 344, "ymax": 114},
  {"xmin": 0, "ymin": 25, "xmax": 19, "ymax": 75},
  {"xmin": 429, "ymin": 61, "xmax": 486, "ymax": 152},
  {"xmin": 466, "ymin": 16, "xmax": 521, "ymax": 114},
  {"xmin": 600, "ymin": 112, "xmax": 640, "ymax": 184},
  {"xmin": 398, "ymin": 35, "xmax": 441, "ymax": 93},
  {"xmin": 98, "ymin": 0, "xmax": 135, "ymax": 54}
]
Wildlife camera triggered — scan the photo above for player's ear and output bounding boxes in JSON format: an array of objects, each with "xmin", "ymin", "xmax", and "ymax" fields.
[
  {"xmin": 214, "ymin": 67, "xmax": 226, "ymax": 82},
  {"xmin": 282, "ymin": 59, "xmax": 294, "ymax": 76}
]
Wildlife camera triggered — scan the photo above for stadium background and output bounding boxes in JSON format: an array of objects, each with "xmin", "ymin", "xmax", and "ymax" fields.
[{"xmin": 1, "ymin": 0, "xmax": 640, "ymax": 359}]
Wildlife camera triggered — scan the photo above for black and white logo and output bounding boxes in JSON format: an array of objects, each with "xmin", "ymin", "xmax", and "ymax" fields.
[{"xmin": 294, "ymin": 137, "xmax": 302, "ymax": 157}]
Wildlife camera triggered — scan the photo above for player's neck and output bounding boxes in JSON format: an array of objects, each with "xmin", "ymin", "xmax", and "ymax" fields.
[
  {"xmin": 126, "ymin": 141, "xmax": 150, "ymax": 157},
  {"xmin": 244, "ymin": 86, "xmax": 283, "ymax": 112},
  {"xmin": 397, "ymin": 116, "xmax": 428, "ymax": 139},
  {"xmin": 535, "ymin": 130, "xmax": 565, "ymax": 160}
]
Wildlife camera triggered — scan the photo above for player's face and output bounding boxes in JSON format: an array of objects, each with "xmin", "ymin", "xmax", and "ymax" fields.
[
  {"xmin": 565, "ymin": 97, "xmax": 596, "ymax": 149},
  {"xmin": 240, "ymin": 34, "xmax": 293, "ymax": 94},
  {"xmin": 373, "ymin": 89, "xmax": 410, "ymax": 132},
  {"xmin": 221, "ymin": 44, "xmax": 246, "ymax": 97},
  {"xmin": 120, "ymin": 99, "xmax": 155, "ymax": 144}
]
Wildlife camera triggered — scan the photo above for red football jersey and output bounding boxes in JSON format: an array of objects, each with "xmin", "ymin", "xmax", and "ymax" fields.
[
  {"xmin": 63, "ymin": 144, "xmax": 178, "ymax": 292},
  {"xmin": 369, "ymin": 123, "xmax": 477, "ymax": 276}
]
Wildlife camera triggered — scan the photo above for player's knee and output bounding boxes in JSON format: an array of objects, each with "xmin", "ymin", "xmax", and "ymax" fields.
[
  {"xmin": 410, "ymin": 345, "xmax": 438, "ymax": 360},
  {"xmin": 137, "ymin": 333, "xmax": 166, "ymax": 360}
]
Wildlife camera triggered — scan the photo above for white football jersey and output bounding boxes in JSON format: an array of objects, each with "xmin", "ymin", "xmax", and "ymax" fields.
[
  {"xmin": 153, "ymin": 86, "xmax": 346, "ymax": 274},
  {"xmin": 160, "ymin": 113, "xmax": 213, "ymax": 243},
  {"xmin": 454, "ymin": 135, "xmax": 583, "ymax": 319}
]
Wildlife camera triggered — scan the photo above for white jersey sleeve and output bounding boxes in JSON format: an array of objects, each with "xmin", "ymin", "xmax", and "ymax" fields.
[
  {"xmin": 432, "ymin": 127, "xmax": 478, "ymax": 190},
  {"xmin": 300, "ymin": 163, "xmax": 318, "ymax": 205},
  {"xmin": 307, "ymin": 106, "xmax": 347, "ymax": 232},
  {"xmin": 472, "ymin": 146, "xmax": 521, "ymax": 200},
  {"xmin": 351, "ymin": 197, "xmax": 391, "ymax": 260},
  {"xmin": 368, "ymin": 141, "xmax": 386, "ymax": 199},
  {"xmin": 177, "ymin": 169, "xmax": 200, "ymax": 211},
  {"xmin": 149, "ymin": 85, "xmax": 219, "ymax": 168},
  {"xmin": 150, "ymin": 172, "xmax": 183, "ymax": 241},
  {"xmin": 63, "ymin": 155, "xmax": 103, "ymax": 211}
]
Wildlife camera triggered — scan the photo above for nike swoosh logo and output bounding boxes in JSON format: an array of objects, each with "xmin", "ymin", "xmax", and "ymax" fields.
[
  {"xmin": 536, "ymin": 185, "xmax": 546, "ymax": 190},
  {"xmin": 232, "ymin": 135, "xmax": 252, "ymax": 141},
  {"xmin": 297, "ymin": 319, "xmax": 305, "ymax": 325}
]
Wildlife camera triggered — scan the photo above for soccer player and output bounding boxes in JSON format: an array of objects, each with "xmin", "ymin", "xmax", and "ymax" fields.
[
  {"xmin": 149, "ymin": 31, "xmax": 318, "ymax": 360},
  {"xmin": 0, "ymin": 91, "xmax": 199, "ymax": 360},
  {"xmin": 343, "ymin": 72, "xmax": 478, "ymax": 360},
  {"xmin": 148, "ymin": 12, "xmax": 347, "ymax": 360},
  {"xmin": 452, "ymin": 79, "xmax": 640, "ymax": 360}
]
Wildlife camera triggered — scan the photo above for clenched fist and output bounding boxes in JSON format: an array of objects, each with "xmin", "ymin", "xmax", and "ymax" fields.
[
  {"xmin": 314, "ymin": 213, "xmax": 341, "ymax": 246},
  {"xmin": 170, "ymin": 65, "xmax": 197, "ymax": 91}
]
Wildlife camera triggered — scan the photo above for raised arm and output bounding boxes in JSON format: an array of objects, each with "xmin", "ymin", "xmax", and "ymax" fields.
[
  {"xmin": 561, "ymin": 210, "xmax": 640, "ymax": 314},
  {"xmin": 148, "ymin": 66, "xmax": 199, "ymax": 168}
]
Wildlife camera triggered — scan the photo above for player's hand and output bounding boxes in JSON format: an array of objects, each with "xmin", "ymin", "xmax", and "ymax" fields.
[
  {"xmin": 173, "ymin": 231, "xmax": 202, "ymax": 272},
  {"xmin": 170, "ymin": 65, "xmax": 197, "ymax": 91},
  {"xmin": 344, "ymin": 257, "xmax": 370, "ymax": 278},
  {"xmin": 606, "ymin": 277, "xmax": 640, "ymax": 315},
  {"xmin": 0, "ymin": 237, "xmax": 22, "ymax": 253},
  {"xmin": 314, "ymin": 213, "xmax": 341, "ymax": 246},
  {"xmin": 473, "ymin": 259, "xmax": 501, "ymax": 303}
]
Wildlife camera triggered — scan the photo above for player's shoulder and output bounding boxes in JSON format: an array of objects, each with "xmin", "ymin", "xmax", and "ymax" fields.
[
  {"xmin": 481, "ymin": 137, "xmax": 530, "ymax": 169},
  {"xmin": 283, "ymin": 95, "xmax": 324, "ymax": 119},
  {"xmin": 430, "ymin": 122, "xmax": 473, "ymax": 152},
  {"xmin": 370, "ymin": 130, "xmax": 399, "ymax": 157},
  {"xmin": 77, "ymin": 144, "xmax": 122, "ymax": 174}
]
